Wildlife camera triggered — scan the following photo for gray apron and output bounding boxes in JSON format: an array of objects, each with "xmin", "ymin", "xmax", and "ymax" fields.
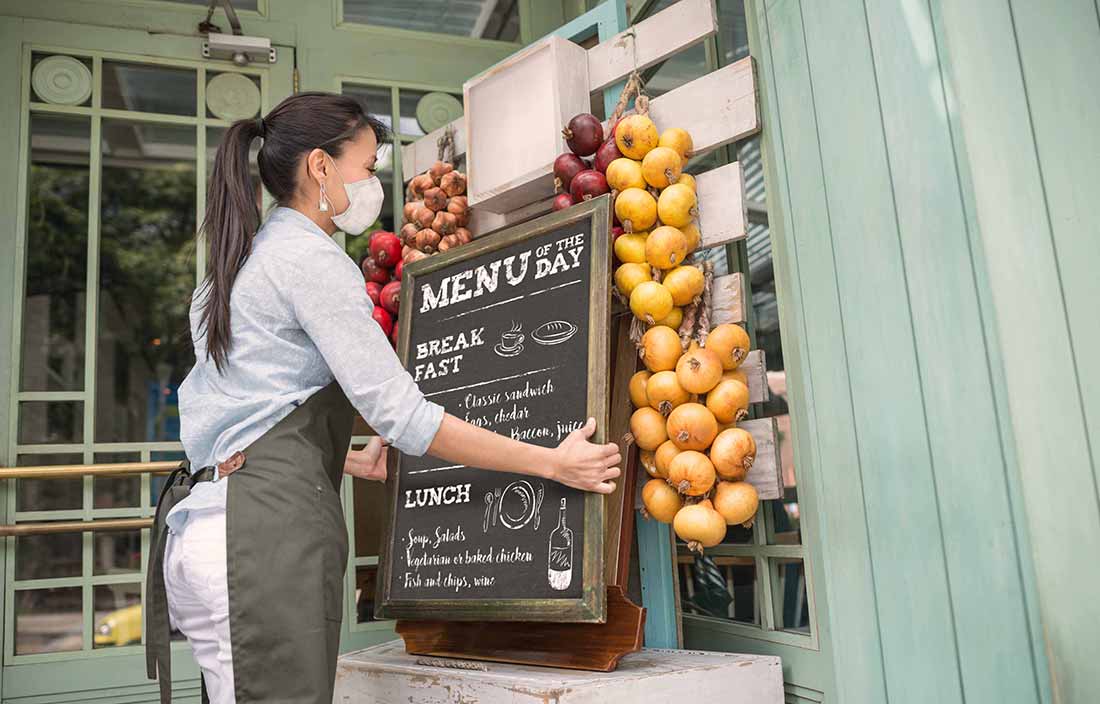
[{"xmin": 146, "ymin": 380, "xmax": 355, "ymax": 703}]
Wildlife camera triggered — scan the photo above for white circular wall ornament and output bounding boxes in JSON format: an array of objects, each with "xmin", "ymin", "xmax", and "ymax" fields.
[
  {"xmin": 205, "ymin": 73, "xmax": 261, "ymax": 121},
  {"xmin": 416, "ymin": 92, "xmax": 463, "ymax": 133},
  {"xmin": 32, "ymin": 55, "xmax": 92, "ymax": 106}
]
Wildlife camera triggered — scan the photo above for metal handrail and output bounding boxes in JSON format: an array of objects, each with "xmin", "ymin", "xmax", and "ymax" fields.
[
  {"xmin": 0, "ymin": 460, "xmax": 178, "ymax": 536},
  {"xmin": 0, "ymin": 460, "xmax": 180, "ymax": 480},
  {"xmin": 0, "ymin": 518, "xmax": 152, "ymax": 537}
]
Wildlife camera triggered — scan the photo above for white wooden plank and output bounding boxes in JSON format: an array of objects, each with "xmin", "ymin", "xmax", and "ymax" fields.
[
  {"xmin": 739, "ymin": 416, "xmax": 782, "ymax": 500},
  {"xmin": 695, "ymin": 160, "xmax": 748, "ymax": 249},
  {"xmin": 464, "ymin": 35, "xmax": 591, "ymax": 213},
  {"xmin": 644, "ymin": 56, "xmax": 759, "ymax": 156},
  {"xmin": 587, "ymin": 0, "xmax": 718, "ymax": 92},
  {"xmin": 401, "ymin": 116, "xmax": 466, "ymax": 184},
  {"xmin": 467, "ymin": 195, "xmax": 556, "ymax": 237},
  {"xmin": 710, "ymin": 272, "xmax": 745, "ymax": 325},
  {"xmin": 739, "ymin": 349, "xmax": 769, "ymax": 404}
]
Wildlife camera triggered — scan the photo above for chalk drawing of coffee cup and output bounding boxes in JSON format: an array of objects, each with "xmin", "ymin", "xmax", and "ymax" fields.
[{"xmin": 494, "ymin": 322, "xmax": 525, "ymax": 357}]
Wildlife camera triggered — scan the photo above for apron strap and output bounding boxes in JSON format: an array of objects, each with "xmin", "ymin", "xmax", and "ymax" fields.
[{"xmin": 145, "ymin": 460, "xmax": 193, "ymax": 704}]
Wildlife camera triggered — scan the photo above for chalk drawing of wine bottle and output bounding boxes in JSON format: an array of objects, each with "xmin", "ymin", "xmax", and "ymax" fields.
[{"xmin": 547, "ymin": 497, "xmax": 573, "ymax": 591}]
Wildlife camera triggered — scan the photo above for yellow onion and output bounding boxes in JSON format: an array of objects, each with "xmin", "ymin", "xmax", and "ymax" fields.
[
  {"xmin": 629, "ymin": 370, "xmax": 652, "ymax": 409},
  {"xmin": 647, "ymin": 370, "xmax": 691, "ymax": 416},
  {"xmin": 641, "ymin": 146, "xmax": 683, "ymax": 189},
  {"xmin": 613, "ymin": 232, "xmax": 648, "ymax": 264},
  {"xmin": 615, "ymin": 187, "xmax": 658, "ymax": 233},
  {"xmin": 658, "ymin": 127, "xmax": 694, "ymax": 160},
  {"xmin": 668, "ymin": 450, "xmax": 717, "ymax": 496},
  {"xmin": 655, "ymin": 439, "xmax": 679, "ymax": 478},
  {"xmin": 614, "ymin": 262, "xmax": 652, "ymax": 297},
  {"xmin": 722, "ymin": 368, "xmax": 748, "ymax": 385},
  {"xmin": 676, "ymin": 173, "xmax": 697, "ymax": 191},
  {"xmin": 710, "ymin": 427, "xmax": 756, "ymax": 481},
  {"xmin": 657, "ymin": 183, "xmax": 698, "ymax": 228},
  {"xmin": 640, "ymin": 325, "xmax": 682, "ymax": 372},
  {"xmin": 645, "ymin": 225, "xmax": 689, "ymax": 270},
  {"xmin": 673, "ymin": 499, "xmax": 727, "ymax": 552},
  {"xmin": 642, "ymin": 478, "xmax": 683, "ymax": 523},
  {"xmin": 630, "ymin": 281, "xmax": 674, "ymax": 325},
  {"xmin": 653, "ymin": 306, "xmax": 683, "ymax": 329},
  {"xmin": 662, "ymin": 265, "xmax": 705, "ymax": 306},
  {"xmin": 680, "ymin": 221, "xmax": 701, "ymax": 252},
  {"xmin": 666, "ymin": 402, "xmax": 718, "ymax": 451},
  {"xmin": 606, "ymin": 158, "xmax": 646, "ymax": 191},
  {"xmin": 676, "ymin": 346, "xmax": 724, "ymax": 394},
  {"xmin": 630, "ymin": 406, "xmax": 668, "ymax": 451},
  {"xmin": 615, "ymin": 114, "xmax": 659, "ymax": 160},
  {"xmin": 706, "ymin": 379, "xmax": 750, "ymax": 424},
  {"xmin": 705, "ymin": 323, "xmax": 751, "ymax": 370},
  {"xmin": 713, "ymin": 481, "xmax": 759, "ymax": 526},
  {"xmin": 639, "ymin": 449, "xmax": 660, "ymax": 478}
]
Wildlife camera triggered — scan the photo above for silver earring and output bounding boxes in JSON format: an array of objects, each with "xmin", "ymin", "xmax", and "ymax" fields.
[{"xmin": 319, "ymin": 182, "xmax": 329, "ymax": 212}]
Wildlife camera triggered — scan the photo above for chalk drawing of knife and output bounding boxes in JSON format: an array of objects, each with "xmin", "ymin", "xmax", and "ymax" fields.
[
  {"xmin": 483, "ymin": 492, "xmax": 494, "ymax": 533},
  {"xmin": 533, "ymin": 483, "xmax": 545, "ymax": 531},
  {"xmin": 492, "ymin": 487, "xmax": 502, "ymax": 527}
]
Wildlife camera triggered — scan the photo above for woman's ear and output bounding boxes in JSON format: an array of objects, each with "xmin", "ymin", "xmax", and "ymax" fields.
[{"xmin": 306, "ymin": 148, "xmax": 328, "ymax": 183}]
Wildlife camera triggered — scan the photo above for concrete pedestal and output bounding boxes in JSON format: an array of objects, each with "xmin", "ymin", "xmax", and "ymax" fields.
[{"xmin": 334, "ymin": 640, "xmax": 783, "ymax": 703}]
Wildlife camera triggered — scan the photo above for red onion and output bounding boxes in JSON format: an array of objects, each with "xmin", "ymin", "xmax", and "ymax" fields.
[
  {"xmin": 370, "ymin": 231, "xmax": 402, "ymax": 268},
  {"xmin": 562, "ymin": 113, "xmax": 604, "ymax": 157},
  {"xmin": 553, "ymin": 153, "xmax": 587, "ymax": 193},
  {"xmin": 372, "ymin": 306, "xmax": 393, "ymax": 337},
  {"xmin": 394, "ymin": 259, "xmax": 404, "ymax": 280},
  {"xmin": 361, "ymin": 256, "xmax": 390, "ymax": 285},
  {"xmin": 381, "ymin": 281, "xmax": 401, "ymax": 315},
  {"xmin": 552, "ymin": 193, "xmax": 576, "ymax": 211},
  {"xmin": 365, "ymin": 281, "xmax": 382, "ymax": 306},
  {"xmin": 569, "ymin": 169, "xmax": 610, "ymax": 202},
  {"xmin": 593, "ymin": 137, "xmax": 623, "ymax": 173}
]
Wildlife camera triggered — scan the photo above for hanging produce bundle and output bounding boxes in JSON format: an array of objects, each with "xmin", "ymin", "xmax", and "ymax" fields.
[
  {"xmin": 400, "ymin": 160, "xmax": 472, "ymax": 265},
  {"xmin": 629, "ymin": 323, "xmax": 760, "ymax": 554},
  {"xmin": 361, "ymin": 230, "xmax": 404, "ymax": 350}
]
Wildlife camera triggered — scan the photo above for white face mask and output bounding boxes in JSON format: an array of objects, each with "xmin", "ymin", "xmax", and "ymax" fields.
[{"xmin": 323, "ymin": 152, "xmax": 384, "ymax": 235}]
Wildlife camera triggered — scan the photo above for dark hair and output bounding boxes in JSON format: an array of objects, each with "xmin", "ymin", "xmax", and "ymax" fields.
[{"xmin": 198, "ymin": 91, "xmax": 389, "ymax": 373}]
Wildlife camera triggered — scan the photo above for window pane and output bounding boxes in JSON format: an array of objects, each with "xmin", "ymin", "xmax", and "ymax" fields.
[
  {"xmin": 205, "ymin": 71, "xmax": 261, "ymax": 121},
  {"xmin": 96, "ymin": 120, "xmax": 196, "ymax": 443},
  {"xmin": 94, "ymin": 531, "xmax": 142, "ymax": 576},
  {"xmin": 93, "ymin": 452, "xmax": 142, "ymax": 509},
  {"xmin": 353, "ymin": 476, "xmax": 386, "ymax": 558},
  {"xmin": 93, "ymin": 583, "xmax": 142, "ymax": 648},
  {"xmin": 102, "ymin": 62, "xmax": 197, "ymax": 116},
  {"xmin": 343, "ymin": 0, "xmax": 514, "ymax": 40},
  {"xmin": 15, "ymin": 587, "xmax": 82, "ymax": 654},
  {"xmin": 18, "ymin": 401, "xmax": 83, "ymax": 444},
  {"xmin": 643, "ymin": 42, "xmax": 708, "ymax": 98},
  {"xmin": 16, "ymin": 532, "xmax": 82, "ymax": 580},
  {"xmin": 355, "ymin": 565, "xmax": 380, "ymax": 623},
  {"xmin": 165, "ymin": 0, "xmax": 257, "ymax": 8},
  {"xmin": 716, "ymin": 0, "xmax": 751, "ymax": 65},
  {"xmin": 342, "ymin": 84, "xmax": 393, "ymax": 130},
  {"xmin": 677, "ymin": 553, "xmax": 757, "ymax": 625},
  {"xmin": 22, "ymin": 113, "xmax": 89, "ymax": 392},
  {"xmin": 771, "ymin": 558, "xmax": 810, "ymax": 634},
  {"xmin": 16, "ymin": 454, "xmax": 84, "ymax": 511}
]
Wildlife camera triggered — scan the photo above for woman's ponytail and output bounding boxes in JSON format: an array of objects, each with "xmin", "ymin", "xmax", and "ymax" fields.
[{"xmin": 197, "ymin": 118, "xmax": 263, "ymax": 374}]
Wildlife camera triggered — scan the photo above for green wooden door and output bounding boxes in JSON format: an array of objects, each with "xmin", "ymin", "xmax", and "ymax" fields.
[{"xmin": 0, "ymin": 16, "xmax": 293, "ymax": 702}]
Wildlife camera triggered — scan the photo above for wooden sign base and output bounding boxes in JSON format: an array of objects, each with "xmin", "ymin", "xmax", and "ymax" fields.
[{"xmin": 395, "ymin": 585, "xmax": 645, "ymax": 672}]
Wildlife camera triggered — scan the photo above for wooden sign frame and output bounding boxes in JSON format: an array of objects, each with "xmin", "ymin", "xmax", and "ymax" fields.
[{"xmin": 375, "ymin": 195, "xmax": 613, "ymax": 623}]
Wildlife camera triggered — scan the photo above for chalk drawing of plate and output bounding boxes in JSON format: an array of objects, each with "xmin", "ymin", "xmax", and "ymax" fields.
[
  {"xmin": 532, "ymin": 320, "xmax": 577, "ymax": 346},
  {"xmin": 493, "ymin": 342, "xmax": 524, "ymax": 357},
  {"xmin": 498, "ymin": 480, "xmax": 537, "ymax": 530}
]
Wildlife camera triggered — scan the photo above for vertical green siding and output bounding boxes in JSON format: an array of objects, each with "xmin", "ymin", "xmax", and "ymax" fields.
[
  {"xmin": 935, "ymin": 1, "xmax": 1100, "ymax": 701},
  {"xmin": 756, "ymin": 0, "xmax": 1052, "ymax": 701}
]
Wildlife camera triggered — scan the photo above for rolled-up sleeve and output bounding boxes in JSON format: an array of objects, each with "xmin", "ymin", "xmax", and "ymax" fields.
[{"xmin": 282, "ymin": 245, "xmax": 443, "ymax": 456}]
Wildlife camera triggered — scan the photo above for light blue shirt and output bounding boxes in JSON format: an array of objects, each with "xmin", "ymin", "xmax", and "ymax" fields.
[{"xmin": 169, "ymin": 207, "xmax": 444, "ymax": 532}]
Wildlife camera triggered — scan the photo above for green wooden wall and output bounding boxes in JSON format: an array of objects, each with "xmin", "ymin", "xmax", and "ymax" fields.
[{"xmin": 749, "ymin": 0, "xmax": 1100, "ymax": 701}]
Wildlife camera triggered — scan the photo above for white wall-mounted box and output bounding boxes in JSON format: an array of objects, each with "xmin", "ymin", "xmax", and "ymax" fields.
[{"xmin": 464, "ymin": 35, "xmax": 591, "ymax": 214}]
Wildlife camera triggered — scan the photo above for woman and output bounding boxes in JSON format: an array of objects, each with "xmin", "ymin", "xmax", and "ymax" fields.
[{"xmin": 145, "ymin": 92, "xmax": 620, "ymax": 704}]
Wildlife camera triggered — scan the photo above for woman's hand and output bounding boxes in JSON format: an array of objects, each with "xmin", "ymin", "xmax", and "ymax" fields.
[
  {"xmin": 344, "ymin": 436, "xmax": 388, "ymax": 481},
  {"xmin": 548, "ymin": 418, "xmax": 621, "ymax": 494}
]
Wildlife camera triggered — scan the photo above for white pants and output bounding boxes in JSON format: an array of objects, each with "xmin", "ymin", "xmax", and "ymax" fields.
[{"xmin": 164, "ymin": 507, "xmax": 236, "ymax": 704}]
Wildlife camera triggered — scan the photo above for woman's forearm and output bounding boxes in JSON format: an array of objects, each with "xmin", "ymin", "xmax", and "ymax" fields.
[
  {"xmin": 425, "ymin": 413, "xmax": 621, "ymax": 494},
  {"xmin": 427, "ymin": 413, "xmax": 558, "ymax": 480}
]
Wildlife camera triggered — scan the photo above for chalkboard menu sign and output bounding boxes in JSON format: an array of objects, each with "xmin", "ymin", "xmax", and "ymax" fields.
[{"xmin": 375, "ymin": 196, "xmax": 611, "ymax": 623}]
